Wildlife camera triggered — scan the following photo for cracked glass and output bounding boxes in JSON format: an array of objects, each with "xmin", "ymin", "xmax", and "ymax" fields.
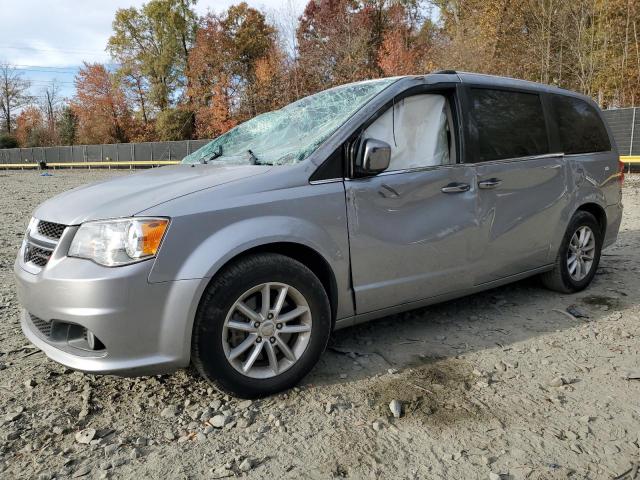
[{"xmin": 182, "ymin": 78, "xmax": 398, "ymax": 166}]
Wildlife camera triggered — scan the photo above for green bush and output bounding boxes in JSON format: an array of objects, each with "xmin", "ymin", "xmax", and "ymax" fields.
[
  {"xmin": 0, "ymin": 133, "xmax": 19, "ymax": 149},
  {"xmin": 155, "ymin": 108, "xmax": 194, "ymax": 141}
]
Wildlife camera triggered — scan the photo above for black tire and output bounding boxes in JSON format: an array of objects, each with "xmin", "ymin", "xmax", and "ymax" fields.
[
  {"xmin": 191, "ymin": 253, "xmax": 331, "ymax": 398},
  {"xmin": 540, "ymin": 211, "xmax": 603, "ymax": 293}
]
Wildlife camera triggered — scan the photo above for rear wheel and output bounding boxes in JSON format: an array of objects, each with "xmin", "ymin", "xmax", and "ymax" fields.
[
  {"xmin": 191, "ymin": 253, "xmax": 331, "ymax": 398},
  {"xmin": 540, "ymin": 211, "xmax": 602, "ymax": 293}
]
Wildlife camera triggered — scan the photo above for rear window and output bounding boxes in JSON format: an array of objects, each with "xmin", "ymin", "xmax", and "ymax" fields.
[
  {"xmin": 552, "ymin": 95, "xmax": 611, "ymax": 154},
  {"xmin": 469, "ymin": 88, "xmax": 549, "ymax": 162}
]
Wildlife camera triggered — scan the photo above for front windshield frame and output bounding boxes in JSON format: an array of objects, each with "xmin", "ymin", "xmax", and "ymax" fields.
[{"xmin": 182, "ymin": 77, "xmax": 400, "ymax": 167}]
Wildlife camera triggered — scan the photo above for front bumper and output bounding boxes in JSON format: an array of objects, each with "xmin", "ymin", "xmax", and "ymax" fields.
[{"xmin": 15, "ymin": 251, "xmax": 203, "ymax": 376}]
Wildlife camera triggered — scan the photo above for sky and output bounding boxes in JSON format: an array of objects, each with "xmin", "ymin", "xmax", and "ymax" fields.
[{"xmin": 0, "ymin": 0, "xmax": 301, "ymax": 101}]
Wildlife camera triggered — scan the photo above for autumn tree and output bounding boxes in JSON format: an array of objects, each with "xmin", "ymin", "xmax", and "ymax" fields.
[
  {"xmin": 15, "ymin": 106, "xmax": 45, "ymax": 147},
  {"xmin": 108, "ymin": 0, "xmax": 198, "ymax": 114},
  {"xmin": 117, "ymin": 65, "xmax": 151, "ymax": 126},
  {"xmin": 433, "ymin": 0, "xmax": 640, "ymax": 107},
  {"xmin": 71, "ymin": 62, "xmax": 132, "ymax": 144},
  {"xmin": 296, "ymin": 0, "xmax": 377, "ymax": 94},
  {"xmin": 36, "ymin": 81, "xmax": 65, "ymax": 145},
  {"xmin": 0, "ymin": 63, "xmax": 32, "ymax": 134},
  {"xmin": 571, "ymin": 0, "xmax": 640, "ymax": 107},
  {"xmin": 294, "ymin": 0, "xmax": 433, "ymax": 94},
  {"xmin": 269, "ymin": 0, "xmax": 303, "ymax": 98},
  {"xmin": 224, "ymin": 3, "xmax": 277, "ymax": 82},
  {"xmin": 246, "ymin": 47, "xmax": 290, "ymax": 114},
  {"xmin": 377, "ymin": 3, "xmax": 436, "ymax": 75},
  {"xmin": 187, "ymin": 14, "xmax": 234, "ymax": 138},
  {"xmin": 187, "ymin": 3, "xmax": 279, "ymax": 137}
]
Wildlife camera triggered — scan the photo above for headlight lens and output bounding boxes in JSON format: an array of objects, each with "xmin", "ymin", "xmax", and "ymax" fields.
[
  {"xmin": 68, "ymin": 217, "xmax": 169, "ymax": 267},
  {"xmin": 26, "ymin": 217, "xmax": 37, "ymax": 234},
  {"xmin": 21, "ymin": 217, "xmax": 38, "ymax": 253}
]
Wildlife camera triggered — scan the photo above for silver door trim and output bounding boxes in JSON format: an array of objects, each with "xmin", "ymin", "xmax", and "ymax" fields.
[{"xmin": 309, "ymin": 178, "xmax": 344, "ymax": 185}]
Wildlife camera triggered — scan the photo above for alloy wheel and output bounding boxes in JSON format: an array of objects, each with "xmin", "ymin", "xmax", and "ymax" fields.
[
  {"xmin": 222, "ymin": 282, "xmax": 312, "ymax": 379},
  {"xmin": 567, "ymin": 225, "xmax": 596, "ymax": 281}
]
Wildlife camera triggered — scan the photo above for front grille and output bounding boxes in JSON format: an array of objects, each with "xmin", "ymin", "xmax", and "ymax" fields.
[
  {"xmin": 29, "ymin": 314, "xmax": 52, "ymax": 337},
  {"xmin": 23, "ymin": 219, "xmax": 66, "ymax": 269},
  {"xmin": 25, "ymin": 245, "xmax": 52, "ymax": 267},
  {"xmin": 37, "ymin": 221, "xmax": 66, "ymax": 240}
]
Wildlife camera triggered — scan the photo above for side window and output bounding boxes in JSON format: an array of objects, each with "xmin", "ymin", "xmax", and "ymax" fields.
[
  {"xmin": 552, "ymin": 95, "xmax": 611, "ymax": 154},
  {"xmin": 469, "ymin": 88, "xmax": 549, "ymax": 162},
  {"xmin": 363, "ymin": 94, "xmax": 452, "ymax": 171}
]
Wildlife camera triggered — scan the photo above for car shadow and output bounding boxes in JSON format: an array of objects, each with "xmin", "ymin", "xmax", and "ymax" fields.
[{"xmin": 305, "ymin": 227, "xmax": 639, "ymax": 390}]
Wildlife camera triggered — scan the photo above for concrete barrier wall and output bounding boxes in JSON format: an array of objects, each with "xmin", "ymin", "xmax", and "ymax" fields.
[
  {"xmin": 0, "ymin": 139, "xmax": 213, "ymax": 165},
  {"xmin": 603, "ymin": 107, "xmax": 638, "ymax": 156}
]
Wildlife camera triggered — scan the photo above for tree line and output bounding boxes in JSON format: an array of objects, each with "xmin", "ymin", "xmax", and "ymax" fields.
[{"xmin": 1, "ymin": 0, "xmax": 639, "ymax": 149}]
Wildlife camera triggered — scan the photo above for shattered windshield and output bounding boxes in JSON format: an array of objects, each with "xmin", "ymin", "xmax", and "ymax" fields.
[{"xmin": 182, "ymin": 78, "xmax": 398, "ymax": 166}]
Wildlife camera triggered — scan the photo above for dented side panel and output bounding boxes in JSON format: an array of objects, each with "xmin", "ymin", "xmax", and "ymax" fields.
[{"xmin": 345, "ymin": 165, "xmax": 478, "ymax": 314}]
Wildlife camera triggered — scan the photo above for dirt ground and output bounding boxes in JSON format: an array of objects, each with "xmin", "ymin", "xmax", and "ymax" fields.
[{"xmin": 0, "ymin": 169, "xmax": 639, "ymax": 480}]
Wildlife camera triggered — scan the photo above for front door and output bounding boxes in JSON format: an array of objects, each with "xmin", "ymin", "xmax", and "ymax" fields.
[{"xmin": 345, "ymin": 92, "xmax": 479, "ymax": 314}]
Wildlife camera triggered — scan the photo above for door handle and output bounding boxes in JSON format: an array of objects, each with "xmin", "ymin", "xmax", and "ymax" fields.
[
  {"xmin": 478, "ymin": 178, "xmax": 502, "ymax": 189},
  {"xmin": 441, "ymin": 182, "xmax": 471, "ymax": 193}
]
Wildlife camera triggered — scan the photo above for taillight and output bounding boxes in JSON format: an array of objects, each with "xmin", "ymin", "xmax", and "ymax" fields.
[{"xmin": 618, "ymin": 159, "xmax": 625, "ymax": 184}]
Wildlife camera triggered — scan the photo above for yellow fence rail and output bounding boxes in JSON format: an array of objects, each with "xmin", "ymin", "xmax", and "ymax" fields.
[{"xmin": 0, "ymin": 160, "xmax": 180, "ymax": 169}]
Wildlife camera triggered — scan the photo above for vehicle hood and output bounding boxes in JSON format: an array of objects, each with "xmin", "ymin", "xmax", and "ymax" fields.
[{"xmin": 33, "ymin": 164, "xmax": 272, "ymax": 225}]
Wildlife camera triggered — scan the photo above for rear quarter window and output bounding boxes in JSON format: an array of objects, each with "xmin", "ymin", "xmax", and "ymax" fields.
[
  {"xmin": 552, "ymin": 95, "xmax": 611, "ymax": 154},
  {"xmin": 469, "ymin": 88, "xmax": 549, "ymax": 162}
]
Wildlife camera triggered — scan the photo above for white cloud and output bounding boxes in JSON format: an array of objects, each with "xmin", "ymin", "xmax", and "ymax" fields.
[{"xmin": 0, "ymin": 0, "xmax": 300, "ymax": 67}]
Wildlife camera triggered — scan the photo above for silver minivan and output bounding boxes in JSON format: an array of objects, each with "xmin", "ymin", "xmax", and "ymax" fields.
[{"xmin": 15, "ymin": 72, "xmax": 623, "ymax": 398}]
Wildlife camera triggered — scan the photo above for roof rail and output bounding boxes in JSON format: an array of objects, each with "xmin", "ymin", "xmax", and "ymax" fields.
[{"xmin": 432, "ymin": 69, "xmax": 457, "ymax": 75}]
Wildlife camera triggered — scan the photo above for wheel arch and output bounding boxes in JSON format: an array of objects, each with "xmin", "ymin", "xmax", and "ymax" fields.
[
  {"xmin": 575, "ymin": 202, "xmax": 607, "ymax": 237},
  {"xmin": 199, "ymin": 241, "xmax": 339, "ymax": 329}
]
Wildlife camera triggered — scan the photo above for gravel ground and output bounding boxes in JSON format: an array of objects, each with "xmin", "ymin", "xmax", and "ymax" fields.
[{"xmin": 0, "ymin": 169, "xmax": 639, "ymax": 480}]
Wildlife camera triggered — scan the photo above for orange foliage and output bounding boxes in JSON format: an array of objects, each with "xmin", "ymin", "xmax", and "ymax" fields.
[
  {"xmin": 15, "ymin": 106, "xmax": 44, "ymax": 147},
  {"xmin": 187, "ymin": 15, "xmax": 234, "ymax": 138},
  {"xmin": 71, "ymin": 62, "xmax": 133, "ymax": 144},
  {"xmin": 193, "ymin": 80, "xmax": 237, "ymax": 138},
  {"xmin": 378, "ymin": 29, "xmax": 419, "ymax": 76},
  {"xmin": 187, "ymin": 6, "xmax": 280, "ymax": 137}
]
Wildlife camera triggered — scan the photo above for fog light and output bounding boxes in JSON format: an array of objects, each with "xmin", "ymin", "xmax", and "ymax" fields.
[{"xmin": 86, "ymin": 330, "xmax": 97, "ymax": 350}]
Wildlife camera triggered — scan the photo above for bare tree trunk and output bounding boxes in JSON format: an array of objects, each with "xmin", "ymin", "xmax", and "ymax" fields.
[
  {"xmin": 0, "ymin": 63, "xmax": 32, "ymax": 134},
  {"xmin": 134, "ymin": 77, "xmax": 148, "ymax": 124}
]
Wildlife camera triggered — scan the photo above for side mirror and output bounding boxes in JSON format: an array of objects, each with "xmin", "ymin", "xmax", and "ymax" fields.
[{"xmin": 358, "ymin": 138, "xmax": 391, "ymax": 176}]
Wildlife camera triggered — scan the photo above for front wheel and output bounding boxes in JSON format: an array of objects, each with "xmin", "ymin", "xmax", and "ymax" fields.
[
  {"xmin": 191, "ymin": 253, "xmax": 331, "ymax": 398},
  {"xmin": 540, "ymin": 211, "xmax": 602, "ymax": 293}
]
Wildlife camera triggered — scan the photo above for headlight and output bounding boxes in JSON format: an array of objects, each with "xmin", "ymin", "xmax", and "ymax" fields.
[
  {"xmin": 26, "ymin": 217, "xmax": 38, "ymax": 235},
  {"xmin": 20, "ymin": 217, "xmax": 38, "ymax": 253},
  {"xmin": 68, "ymin": 217, "xmax": 169, "ymax": 267}
]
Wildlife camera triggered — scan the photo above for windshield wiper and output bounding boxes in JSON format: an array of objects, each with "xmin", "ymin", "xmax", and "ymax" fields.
[
  {"xmin": 203, "ymin": 145, "xmax": 223, "ymax": 164},
  {"xmin": 248, "ymin": 149, "xmax": 273, "ymax": 166}
]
